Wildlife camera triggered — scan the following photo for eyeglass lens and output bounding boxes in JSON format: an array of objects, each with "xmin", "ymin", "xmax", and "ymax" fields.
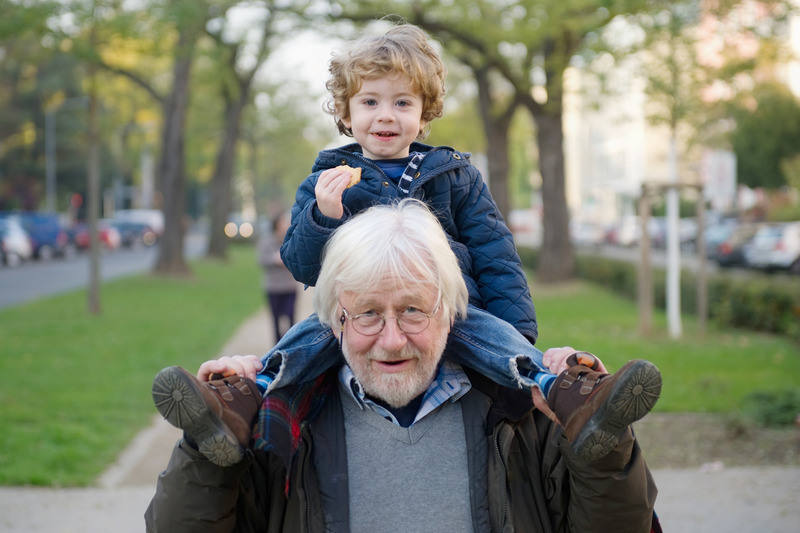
[{"xmin": 352, "ymin": 312, "xmax": 429, "ymax": 335}]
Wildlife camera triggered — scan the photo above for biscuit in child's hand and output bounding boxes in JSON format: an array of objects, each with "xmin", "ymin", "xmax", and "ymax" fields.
[{"xmin": 337, "ymin": 165, "xmax": 361, "ymax": 188}]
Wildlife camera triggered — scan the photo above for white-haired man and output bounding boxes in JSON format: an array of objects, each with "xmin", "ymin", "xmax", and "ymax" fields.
[{"xmin": 147, "ymin": 199, "xmax": 660, "ymax": 532}]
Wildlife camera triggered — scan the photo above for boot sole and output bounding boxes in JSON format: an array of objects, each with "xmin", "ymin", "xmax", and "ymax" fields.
[
  {"xmin": 572, "ymin": 359, "xmax": 662, "ymax": 462},
  {"xmin": 152, "ymin": 366, "xmax": 244, "ymax": 467}
]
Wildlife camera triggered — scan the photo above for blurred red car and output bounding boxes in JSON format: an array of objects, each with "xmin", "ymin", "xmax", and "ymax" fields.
[{"xmin": 70, "ymin": 221, "xmax": 122, "ymax": 250}]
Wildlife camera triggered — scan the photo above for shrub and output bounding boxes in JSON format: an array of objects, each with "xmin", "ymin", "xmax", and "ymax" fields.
[
  {"xmin": 518, "ymin": 245, "xmax": 800, "ymax": 342},
  {"xmin": 741, "ymin": 389, "xmax": 800, "ymax": 427}
]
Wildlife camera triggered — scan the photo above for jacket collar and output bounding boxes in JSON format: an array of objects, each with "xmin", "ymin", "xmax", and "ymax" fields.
[{"xmin": 313, "ymin": 142, "xmax": 470, "ymax": 175}]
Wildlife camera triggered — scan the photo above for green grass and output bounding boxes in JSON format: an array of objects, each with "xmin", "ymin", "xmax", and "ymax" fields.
[
  {"xmin": 0, "ymin": 255, "xmax": 798, "ymax": 486},
  {"xmin": 0, "ymin": 245, "xmax": 262, "ymax": 486},
  {"xmin": 531, "ymin": 280, "xmax": 800, "ymax": 413}
]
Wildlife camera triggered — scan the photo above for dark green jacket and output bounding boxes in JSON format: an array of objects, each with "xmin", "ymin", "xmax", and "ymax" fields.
[{"xmin": 145, "ymin": 368, "xmax": 657, "ymax": 532}]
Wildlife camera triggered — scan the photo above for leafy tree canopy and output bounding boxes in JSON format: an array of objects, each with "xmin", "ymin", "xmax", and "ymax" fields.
[{"xmin": 729, "ymin": 82, "xmax": 800, "ymax": 190}]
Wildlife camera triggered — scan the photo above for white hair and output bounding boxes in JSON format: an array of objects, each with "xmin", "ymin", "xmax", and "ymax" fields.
[{"xmin": 313, "ymin": 199, "xmax": 468, "ymax": 328}]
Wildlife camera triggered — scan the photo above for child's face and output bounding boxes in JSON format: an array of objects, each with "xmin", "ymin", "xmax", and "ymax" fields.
[{"xmin": 342, "ymin": 73, "xmax": 426, "ymax": 160}]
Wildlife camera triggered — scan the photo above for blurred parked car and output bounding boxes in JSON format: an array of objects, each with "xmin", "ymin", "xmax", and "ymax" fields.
[
  {"xmin": 570, "ymin": 220, "xmax": 605, "ymax": 247},
  {"xmin": 611, "ymin": 215, "xmax": 640, "ymax": 247},
  {"xmin": 678, "ymin": 218, "xmax": 698, "ymax": 252},
  {"xmin": 0, "ymin": 211, "xmax": 71, "ymax": 260},
  {"xmin": 113, "ymin": 209, "xmax": 164, "ymax": 236},
  {"xmin": 70, "ymin": 220, "xmax": 122, "ymax": 250},
  {"xmin": 703, "ymin": 218, "xmax": 740, "ymax": 257},
  {"xmin": 508, "ymin": 208, "xmax": 541, "ymax": 247},
  {"xmin": 0, "ymin": 217, "xmax": 33, "ymax": 267},
  {"xmin": 607, "ymin": 215, "xmax": 670, "ymax": 248},
  {"xmin": 711, "ymin": 222, "xmax": 761, "ymax": 268},
  {"xmin": 109, "ymin": 220, "xmax": 157, "ymax": 248},
  {"xmin": 743, "ymin": 221, "xmax": 800, "ymax": 274}
]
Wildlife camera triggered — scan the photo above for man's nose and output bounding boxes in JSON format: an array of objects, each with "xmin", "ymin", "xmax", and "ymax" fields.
[{"xmin": 377, "ymin": 317, "xmax": 407, "ymax": 350}]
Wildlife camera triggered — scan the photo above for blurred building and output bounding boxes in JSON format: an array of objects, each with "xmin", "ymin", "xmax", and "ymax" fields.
[{"xmin": 562, "ymin": 1, "xmax": 800, "ymax": 227}]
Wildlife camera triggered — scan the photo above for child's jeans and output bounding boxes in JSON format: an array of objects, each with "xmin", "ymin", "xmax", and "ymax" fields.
[{"xmin": 258, "ymin": 304, "xmax": 548, "ymax": 393}]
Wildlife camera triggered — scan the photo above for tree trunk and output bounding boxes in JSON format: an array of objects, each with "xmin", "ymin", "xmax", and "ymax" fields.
[
  {"xmin": 485, "ymin": 122, "xmax": 511, "ymax": 222},
  {"xmin": 207, "ymin": 90, "xmax": 249, "ymax": 259},
  {"xmin": 474, "ymin": 66, "xmax": 515, "ymax": 222},
  {"xmin": 154, "ymin": 31, "xmax": 194, "ymax": 276},
  {"xmin": 532, "ymin": 110, "xmax": 574, "ymax": 282},
  {"xmin": 87, "ymin": 37, "xmax": 101, "ymax": 314}
]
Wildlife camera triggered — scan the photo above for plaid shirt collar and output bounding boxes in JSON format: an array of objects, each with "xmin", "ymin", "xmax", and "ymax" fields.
[{"xmin": 340, "ymin": 358, "xmax": 471, "ymax": 426}]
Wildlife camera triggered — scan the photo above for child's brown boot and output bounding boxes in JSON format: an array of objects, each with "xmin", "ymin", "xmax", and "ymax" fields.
[
  {"xmin": 152, "ymin": 366, "xmax": 262, "ymax": 467},
  {"xmin": 547, "ymin": 352, "xmax": 662, "ymax": 462}
]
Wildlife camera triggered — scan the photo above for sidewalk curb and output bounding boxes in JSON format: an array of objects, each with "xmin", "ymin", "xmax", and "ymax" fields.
[{"xmin": 98, "ymin": 415, "xmax": 180, "ymax": 489}]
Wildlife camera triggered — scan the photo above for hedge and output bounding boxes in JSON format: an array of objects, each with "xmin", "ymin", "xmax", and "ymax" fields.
[{"xmin": 517, "ymin": 246, "xmax": 800, "ymax": 342}]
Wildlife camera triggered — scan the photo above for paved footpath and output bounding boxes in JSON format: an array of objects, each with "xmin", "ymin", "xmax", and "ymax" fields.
[{"xmin": 2, "ymin": 290, "xmax": 799, "ymax": 532}]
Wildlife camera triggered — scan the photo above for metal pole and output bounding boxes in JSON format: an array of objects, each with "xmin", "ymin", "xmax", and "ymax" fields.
[
  {"xmin": 638, "ymin": 186, "xmax": 653, "ymax": 336},
  {"xmin": 45, "ymin": 111, "xmax": 56, "ymax": 212},
  {"xmin": 666, "ymin": 137, "xmax": 683, "ymax": 338}
]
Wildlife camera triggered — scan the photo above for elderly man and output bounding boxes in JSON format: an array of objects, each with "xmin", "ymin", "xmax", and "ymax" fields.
[{"xmin": 146, "ymin": 199, "xmax": 659, "ymax": 532}]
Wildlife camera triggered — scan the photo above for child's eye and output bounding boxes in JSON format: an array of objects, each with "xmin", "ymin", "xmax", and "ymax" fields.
[
  {"xmin": 364, "ymin": 98, "xmax": 377, "ymax": 106},
  {"xmin": 396, "ymin": 100, "xmax": 411, "ymax": 107}
]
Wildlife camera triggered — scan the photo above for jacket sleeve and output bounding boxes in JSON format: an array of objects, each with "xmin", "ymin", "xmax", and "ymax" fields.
[
  {"xmin": 535, "ymin": 421, "xmax": 657, "ymax": 533},
  {"xmin": 280, "ymin": 174, "xmax": 351, "ymax": 287},
  {"xmin": 448, "ymin": 166, "xmax": 539, "ymax": 342},
  {"xmin": 144, "ymin": 440, "xmax": 271, "ymax": 533}
]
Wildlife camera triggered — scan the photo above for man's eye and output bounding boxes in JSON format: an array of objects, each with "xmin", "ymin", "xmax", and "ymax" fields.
[{"xmin": 402, "ymin": 306, "xmax": 423, "ymax": 316}]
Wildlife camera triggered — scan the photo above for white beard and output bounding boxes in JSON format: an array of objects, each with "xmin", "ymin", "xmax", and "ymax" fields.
[{"xmin": 342, "ymin": 326, "xmax": 449, "ymax": 408}]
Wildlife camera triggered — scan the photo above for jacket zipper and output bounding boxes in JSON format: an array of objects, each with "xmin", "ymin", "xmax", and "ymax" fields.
[
  {"xmin": 300, "ymin": 422, "xmax": 313, "ymax": 533},
  {"xmin": 494, "ymin": 426, "xmax": 511, "ymax": 531},
  {"xmin": 345, "ymin": 152, "xmax": 390, "ymax": 181}
]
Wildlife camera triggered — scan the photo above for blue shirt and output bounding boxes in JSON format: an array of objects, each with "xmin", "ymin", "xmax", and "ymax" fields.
[{"xmin": 339, "ymin": 359, "xmax": 471, "ymax": 427}]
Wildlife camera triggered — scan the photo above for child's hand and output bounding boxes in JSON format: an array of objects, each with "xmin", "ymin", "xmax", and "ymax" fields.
[
  {"xmin": 315, "ymin": 166, "xmax": 353, "ymax": 219},
  {"xmin": 542, "ymin": 346, "xmax": 608, "ymax": 375},
  {"xmin": 197, "ymin": 354, "xmax": 263, "ymax": 383}
]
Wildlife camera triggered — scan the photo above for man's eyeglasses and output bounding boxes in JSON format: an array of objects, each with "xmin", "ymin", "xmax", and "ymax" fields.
[{"xmin": 339, "ymin": 302, "xmax": 440, "ymax": 336}]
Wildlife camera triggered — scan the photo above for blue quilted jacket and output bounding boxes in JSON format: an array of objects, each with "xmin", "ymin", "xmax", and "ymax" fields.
[{"xmin": 281, "ymin": 141, "xmax": 538, "ymax": 342}]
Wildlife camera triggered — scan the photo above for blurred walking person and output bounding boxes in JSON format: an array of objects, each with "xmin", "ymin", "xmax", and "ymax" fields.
[{"xmin": 258, "ymin": 212, "xmax": 298, "ymax": 342}]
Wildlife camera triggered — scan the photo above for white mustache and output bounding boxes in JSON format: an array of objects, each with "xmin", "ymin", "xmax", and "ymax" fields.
[{"xmin": 368, "ymin": 347, "xmax": 421, "ymax": 363}]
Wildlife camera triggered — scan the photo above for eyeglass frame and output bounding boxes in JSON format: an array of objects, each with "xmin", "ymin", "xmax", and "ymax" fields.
[{"xmin": 338, "ymin": 299, "xmax": 441, "ymax": 336}]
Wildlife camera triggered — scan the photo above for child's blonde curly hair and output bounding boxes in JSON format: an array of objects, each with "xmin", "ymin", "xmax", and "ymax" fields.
[{"xmin": 325, "ymin": 24, "xmax": 447, "ymax": 139}]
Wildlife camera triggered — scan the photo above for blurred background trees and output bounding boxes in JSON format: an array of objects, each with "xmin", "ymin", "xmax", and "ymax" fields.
[{"xmin": 1, "ymin": 0, "xmax": 798, "ymax": 278}]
